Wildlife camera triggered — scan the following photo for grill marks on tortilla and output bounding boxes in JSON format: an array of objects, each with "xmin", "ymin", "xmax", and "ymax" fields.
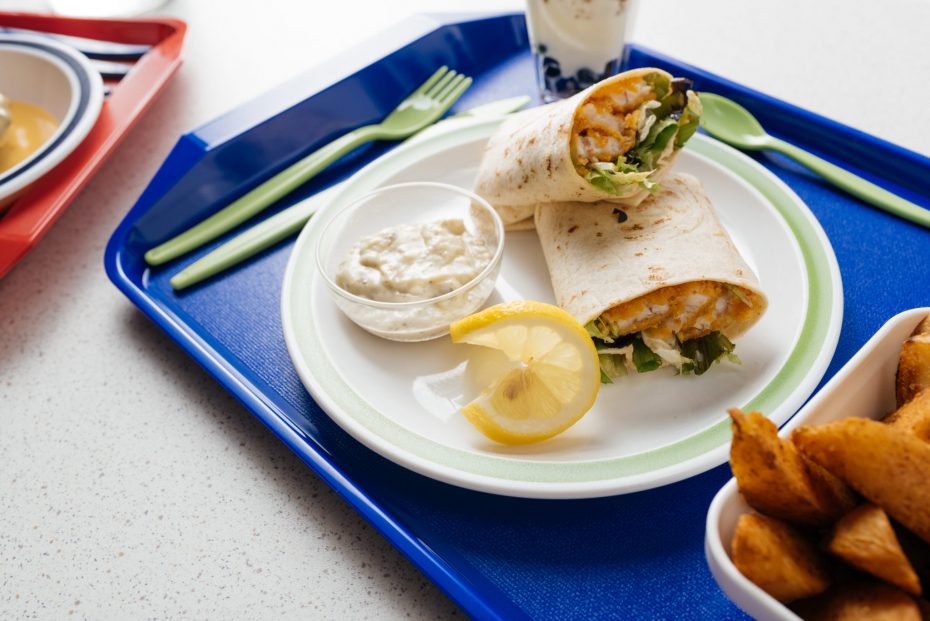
[
  {"xmin": 534, "ymin": 174, "xmax": 769, "ymax": 351},
  {"xmin": 473, "ymin": 69, "xmax": 678, "ymax": 227}
]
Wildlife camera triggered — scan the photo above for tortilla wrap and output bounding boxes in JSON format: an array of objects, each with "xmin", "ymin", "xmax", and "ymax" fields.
[
  {"xmin": 535, "ymin": 172, "xmax": 767, "ymax": 374},
  {"xmin": 474, "ymin": 67, "xmax": 700, "ymax": 229}
]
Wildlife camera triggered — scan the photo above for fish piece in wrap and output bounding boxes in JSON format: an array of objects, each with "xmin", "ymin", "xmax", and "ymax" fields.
[
  {"xmin": 534, "ymin": 173, "xmax": 767, "ymax": 381},
  {"xmin": 474, "ymin": 67, "xmax": 702, "ymax": 229}
]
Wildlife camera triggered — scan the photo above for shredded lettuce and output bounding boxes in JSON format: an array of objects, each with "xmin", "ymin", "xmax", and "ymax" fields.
[
  {"xmin": 582, "ymin": 74, "xmax": 702, "ymax": 195},
  {"xmin": 597, "ymin": 353, "xmax": 628, "ymax": 384},
  {"xmin": 631, "ymin": 335, "xmax": 663, "ymax": 373},
  {"xmin": 644, "ymin": 72, "xmax": 687, "ymax": 121},
  {"xmin": 586, "ymin": 318, "xmax": 614, "ymax": 342},
  {"xmin": 637, "ymin": 100, "xmax": 661, "ymax": 141},
  {"xmin": 589, "ymin": 324, "xmax": 637, "ymax": 383},
  {"xmin": 589, "ymin": 323, "xmax": 739, "ymax": 382},
  {"xmin": 645, "ymin": 72, "xmax": 671, "ymax": 101},
  {"xmin": 626, "ymin": 118, "xmax": 679, "ymax": 171},
  {"xmin": 675, "ymin": 90, "xmax": 702, "ymax": 148},
  {"xmin": 679, "ymin": 331, "xmax": 737, "ymax": 376},
  {"xmin": 641, "ymin": 333, "xmax": 692, "ymax": 369},
  {"xmin": 584, "ymin": 165, "xmax": 654, "ymax": 196}
]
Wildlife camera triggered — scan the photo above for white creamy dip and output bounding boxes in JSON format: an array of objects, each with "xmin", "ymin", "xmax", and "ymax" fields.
[
  {"xmin": 331, "ymin": 217, "xmax": 500, "ymax": 342},
  {"xmin": 336, "ymin": 218, "xmax": 493, "ymax": 303}
]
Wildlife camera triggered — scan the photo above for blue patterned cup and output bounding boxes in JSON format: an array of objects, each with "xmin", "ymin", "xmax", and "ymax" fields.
[{"xmin": 525, "ymin": 0, "xmax": 639, "ymax": 102}]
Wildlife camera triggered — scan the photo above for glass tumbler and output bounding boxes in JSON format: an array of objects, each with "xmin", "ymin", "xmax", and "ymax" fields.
[{"xmin": 525, "ymin": 0, "xmax": 640, "ymax": 102}]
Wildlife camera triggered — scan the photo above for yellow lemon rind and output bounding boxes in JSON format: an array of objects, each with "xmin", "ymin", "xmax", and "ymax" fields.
[
  {"xmin": 451, "ymin": 300, "xmax": 601, "ymax": 445},
  {"xmin": 461, "ymin": 385, "xmax": 599, "ymax": 444},
  {"xmin": 450, "ymin": 300, "xmax": 594, "ymax": 353}
]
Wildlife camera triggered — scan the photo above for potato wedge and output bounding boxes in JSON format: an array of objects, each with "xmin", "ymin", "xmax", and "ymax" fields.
[
  {"xmin": 896, "ymin": 525, "xmax": 930, "ymax": 594},
  {"xmin": 825, "ymin": 503, "xmax": 921, "ymax": 596},
  {"xmin": 897, "ymin": 314, "xmax": 930, "ymax": 407},
  {"xmin": 884, "ymin": 388, "xmax": 930, "ymax": 443},
  {"xmin": 731, "ymin": 513, "xmax": 832, "ymax": 603},
  {"xmin": 916, "ymin": 596, "xmax": 930, "ymax": 619},
  {"xmin": 728, "ymin": 409, "xmax": 857, "ymax": 526},
  {"xmin": 792, "ymin": 418, "xmax": 930, "ymax": 544},
  {"xmin": 791, "ymin": 580, "xmax": 921, "ymax": 621}
]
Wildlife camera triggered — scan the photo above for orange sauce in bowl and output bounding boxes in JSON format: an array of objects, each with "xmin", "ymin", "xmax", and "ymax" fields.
[{"xmin": 0, "ymin": 100, "xmax": 60, "ymax": 176}]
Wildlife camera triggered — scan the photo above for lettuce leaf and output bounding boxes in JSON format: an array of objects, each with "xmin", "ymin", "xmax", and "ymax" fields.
[
  {"xmin": 642, "ymin": 333, "xmax": 692, "ymax": 369},
  {"xmin": 644, "ymin": 72, "xmax": 671, "ymax": 102},
  {"xmin": 632, "ymin": 335, "xmax": 663, "ymax": 373},
  {"xmin": 626, "ymin": 118, "xmax": 679, "ymax": 171},
  {"xmin": 675, "ymin": 90, "xmax": 702, "ymax": 148},
  {"xmin": 582, "ymin": 79, "xmax": 701, "ymax": 196},
  {"xmin": 591, "ymin": 327, "xmax": 739, "ymax": 382},
  {"xmin": 584, "ymin": 164, "xmax": 654, "ymax": 196},
  {"xmin": 597, "ymin": 353, "xmax": 628, "ymax": 384},
  {"xmin": 679, "ymin": 331, "xmax": 737, "ymax": 376},
  {"xmin": 644, "ymin": 73, "xmax": 692, "ymax": 122},
  {"xmin": 586, "ymin": 319, "xmax": 613, "ymax": 342}
]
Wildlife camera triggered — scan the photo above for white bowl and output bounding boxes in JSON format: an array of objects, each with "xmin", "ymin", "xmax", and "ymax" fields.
[
  {"xmin": 705, "ymin": 307, "xmax": 930, "ymax": 620},
  {"xmin": 0, "ymin": 33, "xmax": 104, "ymax": 208}
]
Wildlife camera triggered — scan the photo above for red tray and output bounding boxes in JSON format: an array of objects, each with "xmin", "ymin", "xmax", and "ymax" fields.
[{"xmin": 0, "ymin": 12, "xmax": 186, "ymax": 278}]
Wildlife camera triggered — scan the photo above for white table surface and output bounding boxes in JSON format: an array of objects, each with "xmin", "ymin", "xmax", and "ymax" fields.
[{"xmin": 1, "ymin": 0, "xmax": 928, "ymax": 618}]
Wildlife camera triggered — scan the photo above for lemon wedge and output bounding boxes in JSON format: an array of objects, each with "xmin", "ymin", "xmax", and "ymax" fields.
[{"xmin": 450, "ymin": 301, "xmax": 601, "ymax": 444}]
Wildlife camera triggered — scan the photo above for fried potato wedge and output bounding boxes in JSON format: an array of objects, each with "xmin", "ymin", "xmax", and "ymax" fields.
[
  {"xmin": 916, "ymin": 596, "xmax": 930, "ymax": 619},
  {"xmin": 884, "ymin": 388, "xmax": 930, "ymax": 443},
  {"xmin": 825, "ymin": 503, "xmax": 921, "ymax": 596},
  {"xmin": 897, "ymin": 314, "xmax": 930, "ymax": 407},
  {"xmin": 728, "ymin": 409, "xmax": 857, "ymax": 526},
  {"xmin": 896, "ymin": 525, "xmax": 930, "ymax": 594},
  {"xmin": 731, "ymin": 513, "xmax": 832, "ymax": 603},
  {"xmin": 792, "ymin": 418, "xmax": 930, "ymax": 544},
  {"xmin": 791, "ymin": 580, "xmax": 921, "ymax": 621}
]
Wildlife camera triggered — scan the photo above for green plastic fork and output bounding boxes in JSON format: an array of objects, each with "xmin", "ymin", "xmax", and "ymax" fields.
[{"xmin": 144, "ymin": 66, "xmax": 473, "ymax": 266}]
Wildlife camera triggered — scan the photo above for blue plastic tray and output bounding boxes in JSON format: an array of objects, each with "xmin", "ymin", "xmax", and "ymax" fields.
[{"xmin": 104, "ymin": 13, "xmax": 930, "ymax": 620}]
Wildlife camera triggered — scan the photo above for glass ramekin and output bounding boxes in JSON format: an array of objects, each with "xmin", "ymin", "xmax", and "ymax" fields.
[{"xmin": 315, "ymin": 182, "xmax": 505, "ymax": 342}]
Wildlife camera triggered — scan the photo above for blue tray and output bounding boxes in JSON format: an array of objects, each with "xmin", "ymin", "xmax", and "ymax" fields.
[{"xmin": 104, "ymin": 13, "xmax": 930, "ymax": 620}]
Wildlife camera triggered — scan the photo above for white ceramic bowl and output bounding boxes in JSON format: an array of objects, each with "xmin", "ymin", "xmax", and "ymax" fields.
[
  {"xmin": 0, "ymin": 33, "xmax": 104, "ymax": 208},
  {"xmin": 705, "ymin": 307, "xmax": 930, "ymax": 620},
  {"xmin": 315, "ymin": 181, "xmax": 505, "ymax": 342}
]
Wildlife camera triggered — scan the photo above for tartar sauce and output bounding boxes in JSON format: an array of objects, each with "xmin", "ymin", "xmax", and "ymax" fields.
[{"xmin": 336, "ymin": 219, "xmax": 493, "ymax": 303}]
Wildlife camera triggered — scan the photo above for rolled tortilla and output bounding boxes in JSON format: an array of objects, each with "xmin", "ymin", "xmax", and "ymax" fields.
[
  {"xmin": 535, "ymin": 172, "xmax": 767, "ymax": 377},
  {"xmin": 474, "ymin": 67, "xmax": 701, "ymax": 229}
]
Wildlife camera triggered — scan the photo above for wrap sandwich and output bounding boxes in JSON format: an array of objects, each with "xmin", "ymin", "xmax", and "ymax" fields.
[
  {"xmin": 534, "ymin": 173, "xmax": 767, "ymax": 382},
  {"xmin": 474, "ymin": 67, "xmax": 702, "ymax": 229}
]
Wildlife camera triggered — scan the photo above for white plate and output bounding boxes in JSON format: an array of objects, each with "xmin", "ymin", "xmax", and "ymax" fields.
[
  {"xmin": 705, "ymin": 307, "xmax": 930, "ymax": 620},
  {"xmin": 0, "ymin": 34, "xmax": 104, "ymax": 206},
  {"xmin": 281, "ymin": 116, "xmax": 843, "ymax": 499}
]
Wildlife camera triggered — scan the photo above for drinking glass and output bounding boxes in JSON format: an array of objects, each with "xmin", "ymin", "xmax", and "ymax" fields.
[{"xmin": 525, "ymin": 0, "xmax": 640, "ymax": 102}]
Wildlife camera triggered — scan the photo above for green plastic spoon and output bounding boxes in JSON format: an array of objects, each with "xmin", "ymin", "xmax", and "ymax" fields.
[{"xmin": 699, "ymin": 92, "xmax": 930, "ymax": 230}]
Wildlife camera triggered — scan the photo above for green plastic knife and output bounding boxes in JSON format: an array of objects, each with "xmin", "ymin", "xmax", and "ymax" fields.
[{"xmin": 169, "ymin": 96, "xmax": 530, "ymax": 291}]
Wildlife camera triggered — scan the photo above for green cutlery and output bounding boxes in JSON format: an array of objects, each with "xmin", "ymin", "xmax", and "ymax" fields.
[
  {"xmin": 168, "ymin": 95, "xmax": 531, "ymax": 291},
  {"xmin": 145, "ymin": 66, "xmax": 473, "ymax": 267},
  {"xmin": 699, "ymin": 92, "xmax": 930, "ymax": 230}
]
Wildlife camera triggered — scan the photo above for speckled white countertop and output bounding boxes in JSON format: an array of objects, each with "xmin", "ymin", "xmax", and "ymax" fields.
[{"xmin": 1, "ymin": 0, "xmax": 928, "ymax": 619}]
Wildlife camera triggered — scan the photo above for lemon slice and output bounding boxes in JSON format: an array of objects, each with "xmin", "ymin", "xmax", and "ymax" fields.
[{"xmin": 450, "ymin": 301, "xmax": 601, "ymax": 444}]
